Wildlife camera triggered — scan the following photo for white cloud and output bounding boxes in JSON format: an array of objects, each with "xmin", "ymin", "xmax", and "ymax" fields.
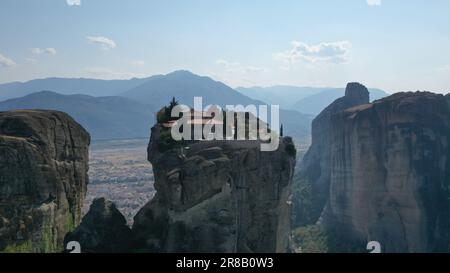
[
  {"xmin": 367, "ymin": 0, "xmax": 381, "ymax": 6},
  {"xmin": 274, "ymin": 40, "xmax": 351, "ymax": 66},
  {"xmin": 85, "ymin": 67, "xmax": 145, "ymax": 79},
  {"xmin": 66, "ymin": 0, "xmax": 81, "ymax": 6},
  {"xmin": 87, "ymin": 36, "xmax": 117, "ymax": 50},
  {"xmin": 45, "ymin": 48, "xmax": 57, "ymax": 55},
  {"xmin": 31, "ymin": 47, "xmax": 57, "ymax": 55},
  {"xmin": 131, "ymin": 60, "xmax": 145, "ymax": 66},
  {"xmin": 0, "ymin": 53, "xmax": 16, "ymax": 67}
]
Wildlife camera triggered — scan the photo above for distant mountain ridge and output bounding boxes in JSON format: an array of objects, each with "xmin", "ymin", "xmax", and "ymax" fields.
[
  {"xmin": 120, "ymin": 70, "xmax": 312, "ymax": 138},
  {"xmin": 121, "ymin": 70, "xmax": 258, "ymax": 108},
  {"xmin": 237, "ymin": 86, "xmax": 389, "ymax": 115},
  {"xmin": 0, "ymin": 71, "xmax": 396, "ymax": 140},
  {"xmin": 1, "ymin": 73, "xmax": 388, "ymax": 117},
  {"xmin": 0, "ymin": 77, "xmax": 149, "ymax": 101},
  {"xmin": 0, "ymin": 71, "xmax": 313, "ymax": 140},
  {"xmin": 236, "ymin": 86, "xmax": 320, "ymax": 109},
  {"xmin": 0, "ymin": 91, "xmax": 153, "ymax": 139},
  {"xmin": 292, "ymin": 87, "xmax": 388, "ymax": 115}
]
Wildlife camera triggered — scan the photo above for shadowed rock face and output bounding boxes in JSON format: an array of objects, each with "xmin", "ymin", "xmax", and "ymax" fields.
[
  {"xmin": 325, "ymin": 92, "xmax": 450, "ymax": 252},
  {"xmin": 0, "ymin": 110, "xmax": 90, "ymax": 252},
  {"xmin": 132, "ymin": 124, "xmax": 296, "ymax": 253},
  {"xmin": 64, "ymin": 198, "xmax": 132, "ymax": 253},
  {"xmin": 297, "ymin": 83, "xmax": 370, "ymax": 225}
]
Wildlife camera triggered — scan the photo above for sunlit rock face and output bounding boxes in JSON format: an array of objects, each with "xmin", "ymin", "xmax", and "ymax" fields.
[
  {"xmin": 0, "ymin": 110, "xmax": 90, "ymax": 252},
  {"xmin": 325, "ymin": 92, "xmax": 450, "ymax": 252}
]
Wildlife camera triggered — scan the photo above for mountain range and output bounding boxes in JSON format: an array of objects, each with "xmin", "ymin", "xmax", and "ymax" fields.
[
  {"xmin": 237, "ymin": 86, "xmax": 389, "ymax": 115},
  {"xmin": 236, "ymin": 86, "xmax": 320, "ymax": 109},
  {"xmin": 0, "ymin": 70, "xmax": 389, "ymax": 140},
  {"xmin": 121, "ymin": 70, "xmax": 257, "ymax": 109},
  {"xmin": 0, "ymin": 91, "xmax": 153, "ymax": 139},
  {"xmin": 0, "ymin": 71, "xmax": 312, "ymax": 140},
  {"xmin": 291, "ymin": 87, "xmax": 388, "ymax": 115},
  {"xmin": 0, "ymin": 77, "xmax": 150, "ymax": 101}
]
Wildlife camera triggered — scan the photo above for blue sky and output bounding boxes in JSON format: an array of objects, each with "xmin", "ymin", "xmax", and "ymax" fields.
[{"xmin": 0, "ymin": 0, "xmax": 449, "ymax": 93}]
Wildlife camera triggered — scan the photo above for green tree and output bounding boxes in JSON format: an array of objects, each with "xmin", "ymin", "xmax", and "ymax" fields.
[
  {"xmin": 164, "ymin": 97, "xmax": 179, "ymax": 121},
  {"xmin": 169, "ymin": 96, "xmax": 179, "ymax": 109}
]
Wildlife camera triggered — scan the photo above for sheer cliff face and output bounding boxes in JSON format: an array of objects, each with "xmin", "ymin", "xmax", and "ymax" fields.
[
  {"xmin": 325, "ymin": 92, "xmax": 450, "ymax": 252},
  {"xmin": 132, "ymin": 125, "xmax": 296, "ymax": 253},
  {"xmin": 0, "ymin": 110, "xmax": 90, "ymax": 252},
  {"xmin": 297, "ymin": 83, "xmax": 370, "ymax": 224}
]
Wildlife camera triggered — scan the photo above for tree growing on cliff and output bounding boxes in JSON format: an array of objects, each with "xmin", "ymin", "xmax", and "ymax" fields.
[
  {"xmin": 157, "ymin": 97, "xmax": 180, "ymax": 124},
  {"xmin": 169, "ymin": 97, "xmax": 178, "ymax": 110},
  {"xmin": 165, "ymin": 97, "xmax": 179, "ymax": 119}
]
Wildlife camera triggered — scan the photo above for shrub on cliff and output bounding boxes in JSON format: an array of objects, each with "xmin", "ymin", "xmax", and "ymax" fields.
[
  {"xmin": 158, "ymin": 130, "xmax": 176, "ymax": 152},
  {"xmin": 292, "ymin": 225, "xmax": 366, "ymax": 253},
  {"xmin": 285, "ymin": 142, "xmax": 297, "ymax": 158},
  {"xmin": 292, "ymin": 225, "xmax": 328, "ymax": 253}
]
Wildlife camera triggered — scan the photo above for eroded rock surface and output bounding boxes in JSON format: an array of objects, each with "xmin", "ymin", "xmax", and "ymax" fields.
[
  {"xmin": 323, "ymin": 92, "xmax": 450, "ymax": 252},
  {"xmin": 132, "ymin": 125, "xmax": 296, "ymax": 253},
  {"xmin": 0, "ymin": 110, "xmax": 90, "ymax": 252}
]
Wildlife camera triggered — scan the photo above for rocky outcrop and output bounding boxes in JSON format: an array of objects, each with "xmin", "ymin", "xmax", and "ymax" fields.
[
  {"xmin": 0, "ymin": 110, "xmax": 90, "ymax": 252},
  {"xmin": 64, "ymin": 198, "xmax": 132, "ymax": 253},
  {"xmin": 295, "ymin": 83, "xmax": 369, "ymax": 225},
  {"xmin": 132, "ymin": 124, "xmax": 296, "ymax": 253},
  {"xmin": 323, "ymin": 92, "xmax": 450, "ymax": 252}
]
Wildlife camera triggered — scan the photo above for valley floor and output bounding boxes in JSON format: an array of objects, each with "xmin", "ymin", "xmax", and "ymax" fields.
[{"xmin": 84, "ymin": 138, "xmax": 155, "ymax": 225}]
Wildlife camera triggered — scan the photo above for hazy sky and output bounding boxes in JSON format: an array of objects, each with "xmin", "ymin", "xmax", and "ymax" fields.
[{"xmin": 0, "ymin": 0, "xmax": 449, "ymax": 93}]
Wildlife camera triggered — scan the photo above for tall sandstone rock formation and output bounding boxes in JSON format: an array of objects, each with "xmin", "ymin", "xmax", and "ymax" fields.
[
  {"xmin": 132, "ymin": 124, "xmax": 296, "ymax": 253},
  {"xmin": 296, "ymin": 83, "xmax": 370, "ymax": 225},
  {"xmin": 323, "ymin": 92, "xmax": 450, "ymax": 252},
  {"xmin": 64, "ymin": 197, "xmax": 132, "ymax": 253},
  {"xmin": 0, "ymin": 110, "xmax": 90, "ymax": 252}
]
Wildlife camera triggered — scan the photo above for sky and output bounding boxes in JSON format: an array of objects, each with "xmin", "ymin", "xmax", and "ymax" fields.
[{"xmin": 0, "ymin": 0, "xmax": 450, "ymax": 93}]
